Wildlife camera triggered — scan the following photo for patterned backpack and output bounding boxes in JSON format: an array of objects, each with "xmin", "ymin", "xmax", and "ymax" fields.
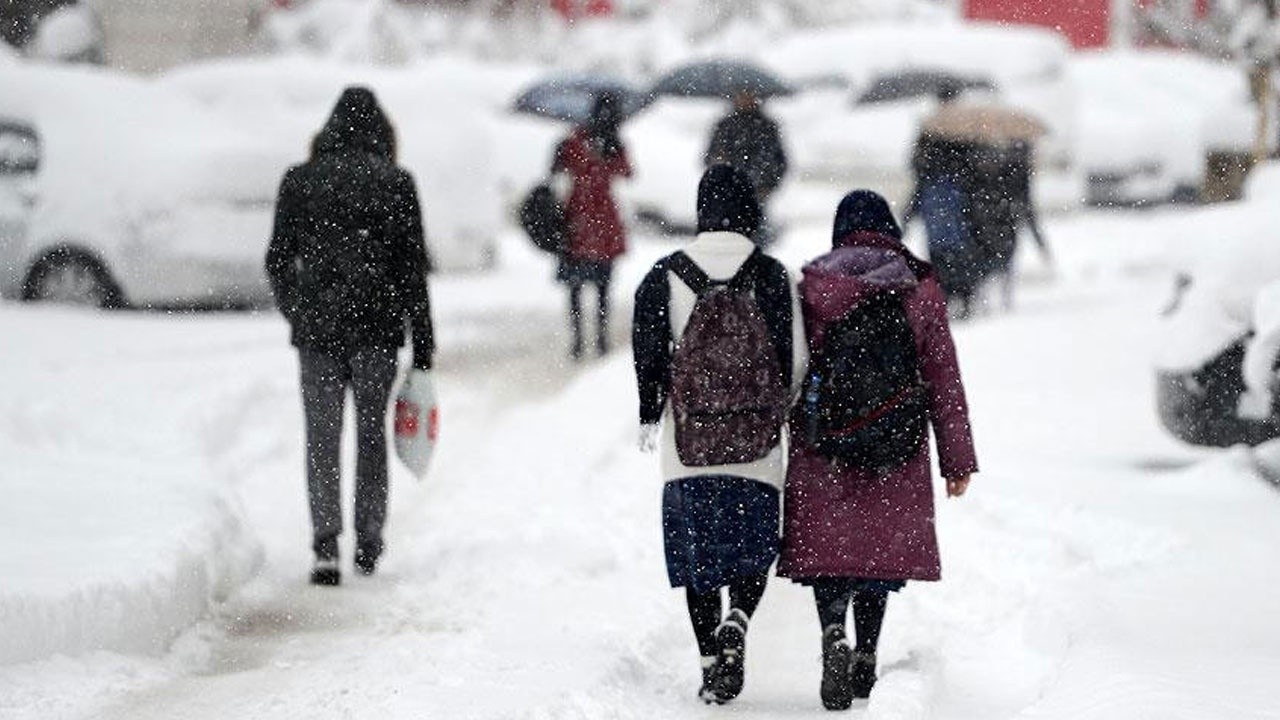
[{"xmin": 668, "ymin": 250, "xmax": 789, "ymax": 467}]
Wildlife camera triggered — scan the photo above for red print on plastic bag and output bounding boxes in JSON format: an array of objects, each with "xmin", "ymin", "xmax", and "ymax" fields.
[{"xmin": 395, "ymin": 399, "xmax": 421, "ymax": 437}]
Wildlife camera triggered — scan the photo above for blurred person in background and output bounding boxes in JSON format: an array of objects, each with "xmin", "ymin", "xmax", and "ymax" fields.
[
  {"xmin": 266, "ymin": 86, "xmax": 435, "ymax": 587},
  {"xmin": 968, "ymin": 140, "xmax": 1051, "ymax": 311},
  {"xmin": 552, "ymin": 90, "xmax": 632, "ymax": 360},
  {"xmin": 902, "ymin": 130, "xmax": 983, "ymax": 319},
  {"xmin": 704, "ymin": 90, "xmax": 789, "ymax": 247}
]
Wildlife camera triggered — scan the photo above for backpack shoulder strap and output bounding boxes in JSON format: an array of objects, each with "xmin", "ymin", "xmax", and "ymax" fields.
[
  {"xmin": 667, "ymin": 251, "xmax": 715, "ymax": 296},
  {"xmin": 725, "ymin": 248, "xmax": 765, "ymax": 293}
]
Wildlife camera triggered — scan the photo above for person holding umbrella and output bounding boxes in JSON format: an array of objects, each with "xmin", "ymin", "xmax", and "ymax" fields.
[
  {"xmin": 967, "ymin": 139, "xmax": 1051, "ymax": 311},
  {"xmin": 551, "ymin": 90, "xmax": 633, "ymax": 360},
  {"xmin": 704, "ymin": 90, "xmax": 789, "ymax": 246},
  {"xmin": 651, "ymin": 59, "xmax": 794, "ymax": 247},
  {"xmin": 904, "ymin": 82, "xmax": 1051, "ymax": 317}
]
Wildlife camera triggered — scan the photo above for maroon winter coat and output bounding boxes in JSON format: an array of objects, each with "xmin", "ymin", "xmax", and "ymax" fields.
[
  {"xmin": 778, "ymin": 231, "xmax": 978, "ymax": 582},
  {"xmin": 554, "ymin": 128, "xmax": 632, "ymax": 263}
]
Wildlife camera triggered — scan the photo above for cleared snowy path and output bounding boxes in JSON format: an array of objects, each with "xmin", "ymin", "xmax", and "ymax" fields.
[{"xmin": 5, "ymin": 217, "xmax": 1280, "ymax": 719}]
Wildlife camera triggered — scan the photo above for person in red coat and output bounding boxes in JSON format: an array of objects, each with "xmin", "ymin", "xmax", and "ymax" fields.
[
  {"xmin": 552, "ymin": 91, "xmax": 632, "ymax": 359},
  {"xmin": 778, "ymin": 190, "xmax": 978, "ymax": 708}
]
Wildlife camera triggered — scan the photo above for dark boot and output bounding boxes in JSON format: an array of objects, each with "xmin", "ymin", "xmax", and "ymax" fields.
[
  {"xmin": 310, "ymin": 556, "xmax": 340, "ymax": 587},
  {"xmin": 354, "ymin": 545, "xmax": 379, "ymax": 576},
  {"xmin": 712, "ymin": 608, "xmax": 749, "ymax": 702},
  {"xmin": 850, "ymin": 652, "xmax": 877, "ymax": 700},
  {"xmin": 698, "ymin": 658, "xmax": 723, "ymax": 705},
  {"xmin": 596, "ymin": 289, "xmax": 610, "ymax": 356},
  {"xmin": 820, "ymin": 624, "xmax": 854, "ymax": 710}
]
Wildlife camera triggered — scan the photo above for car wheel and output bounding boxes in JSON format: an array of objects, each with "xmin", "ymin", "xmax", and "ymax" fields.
[{"xmin": 22, "ymin": 248, "xmax": 123, "ymax": 308}]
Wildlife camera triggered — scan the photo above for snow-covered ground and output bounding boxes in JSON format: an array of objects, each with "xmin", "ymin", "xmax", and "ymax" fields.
[{"xmin": 4, "ymin": 172, "xmax": 1280, "ymax": 717}]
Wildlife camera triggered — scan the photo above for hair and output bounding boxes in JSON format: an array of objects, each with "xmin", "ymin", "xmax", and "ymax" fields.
[
  {"xmin": 832, "ymin": 189, "xmax": 902, "ymax": 244},
  {"xmin": 697, "ymin": 163, "xmax": 762, "ymax": 238},
  {"xmin": 586, "ymin": 90, "xmax": 624, "ymax": 159}
]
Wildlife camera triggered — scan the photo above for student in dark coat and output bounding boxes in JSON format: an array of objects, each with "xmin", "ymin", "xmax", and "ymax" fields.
[
  {"xmin": 265, "ymin": 87, "xmax": 434, "ymax": 586},
  {"xmin": 633, "ymin": 165, "xmax": 806, "ymax": 705},
  {"xmin": 705, "ymin": 91, "xmax": 789, "ymax": 245},
  {"xmin": 553, "ymin": 91, "xmax": 632, "ymax": 360},
  {"xmin": 780, "ymin": 190, "xmax": 977, "ymax": 708},
  {"xmin": 902, "ymin": 134, "xmax": 984, "ymax": 319}
]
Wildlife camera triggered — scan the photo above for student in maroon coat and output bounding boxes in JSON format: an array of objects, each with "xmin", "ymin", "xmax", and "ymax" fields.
[
  {"xmin": 553, "ymin": 91, "xmax": 633, "ymax": 360},
  {"xmin": 779, "ymin": 190, "xmax": 978, "ymax": 709}
]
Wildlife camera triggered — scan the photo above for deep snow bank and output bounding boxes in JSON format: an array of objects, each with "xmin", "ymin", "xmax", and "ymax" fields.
[
  {"xmin": 0, "ymin": 309, "xmax": 261, "ymax": 665},
  {"xmin": 0, "ymin": 473, "xmax": 256, "ymax": 664}
]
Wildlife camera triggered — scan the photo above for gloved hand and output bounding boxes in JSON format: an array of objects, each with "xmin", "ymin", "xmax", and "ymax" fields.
[
  {"xmin": 638, "ymin": 423, "xmax": 659, "ymax": 454},
  {"xmin": 1238, "ymin": 387, "xmax": 1274, "ymax": 421}
]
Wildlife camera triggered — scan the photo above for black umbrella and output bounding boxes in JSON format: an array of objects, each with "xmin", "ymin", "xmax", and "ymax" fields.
[
  {"xmin": 511, "ymin": 75, "xmax": 650, "ymax": 124},
  {"xmin": 855, "ymin": 70, "xmax": 996, "ymax": 105},
  {"xmin": 650, "ymin": 59, "xmax": 794, "ymax": 100}
]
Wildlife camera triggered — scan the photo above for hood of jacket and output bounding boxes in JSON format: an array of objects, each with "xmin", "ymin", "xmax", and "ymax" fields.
[
  {"xmin": 313, "ymin": 86, "xmax": 396, "ymax": 160},
  {"xmin": 801, "ymin": 231, "xmax": 927, "ymax": 343}
]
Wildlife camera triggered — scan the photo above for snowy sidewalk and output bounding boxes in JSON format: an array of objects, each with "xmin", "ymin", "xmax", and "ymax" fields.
[{"xmin": 4, "ymin": 220, "xmax": 1280, "ymax": 719}]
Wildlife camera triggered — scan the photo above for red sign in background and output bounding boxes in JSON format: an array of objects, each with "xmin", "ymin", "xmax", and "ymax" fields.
[
  {"xmin": 965, "ymin": 0, "xmax": 1211, "ymax": 48},
  {"xmin": 551, "ymin": 0, "xmax": 615, "ymax": 20}
]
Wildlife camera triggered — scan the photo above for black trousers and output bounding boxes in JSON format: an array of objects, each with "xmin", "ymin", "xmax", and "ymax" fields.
[
  {"xmin": 560, "ymin": 259, "xmax": 613, "ymax": 355},
  {"xmin": 299, "ymin": 347, "xmax": 398, "ymax": 560}
]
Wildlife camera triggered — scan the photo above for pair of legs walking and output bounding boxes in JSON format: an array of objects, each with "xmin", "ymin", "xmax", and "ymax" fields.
[
  {"xmin": 814, "ymin": 580, "xmax": 889, "ymax": 656},
  {"xmin": 813, "ymin": 579, "xmax": 891, "ymax": 709},
  {"xmin": 680, "ymin": 575, "xmax": 891, "ymax": 708},
  {"xmin": 663, "ymin": 475, "xmax": 780, "ymax": 704},
  {"xmin": 685, "ymin": 573, "xmax": 769, "ymax": 703},
  {"xmin": 300, "ymin": 347, "xmax": 397, "ymax": 585},
  {"xmin": 568, "ymin": 276, "xmax": 610, "ymax": 359}
]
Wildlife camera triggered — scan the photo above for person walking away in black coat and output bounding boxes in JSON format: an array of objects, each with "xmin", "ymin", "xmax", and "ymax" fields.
[
  {"xmin": 265, "ymin": 86, "xmax": 435, "ymax": 586},
  {"xmin": 705, "ymin": 91, "xmax": 789, "ymax": 247},
  {"xmin": 967, "ymin": 140, "xmax": 1051, "ymax": 311}
]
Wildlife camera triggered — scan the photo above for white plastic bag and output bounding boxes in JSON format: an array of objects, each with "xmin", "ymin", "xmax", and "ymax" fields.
[{"xmin": 393, "ymin": 369, "xmax": 438, "ymax": 479}]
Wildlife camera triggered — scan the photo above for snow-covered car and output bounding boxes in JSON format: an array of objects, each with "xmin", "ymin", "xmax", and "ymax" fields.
[
  {"xmin": 1153, "ymin": 162, "xmax": 1280, "ymax": 444},
  {"xmin": 0, "ymin": 58, "xmax": 503, "ymax": 308},
  {"xmin": 1069, "ymin": 50, "xmax": 1256, "ymax": 207},
  {"xmin": 161, "ymin": 55, "xmax": 509, "ymax": 273},
  {"xmin": 0, "ymin": 118, "xmax": 38, "ymax": 254},
  {"xmin": 0, "ymin": 62, "xmax": 288, "ymax": 307}
]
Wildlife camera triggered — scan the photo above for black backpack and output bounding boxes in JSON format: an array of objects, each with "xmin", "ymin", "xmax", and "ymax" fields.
[
  {"xmin": 519, "ymin": 183, "xmax": 566, "ymax": 254},
  {"xmin": 801, "ymin": 291, "xmax": 928, "ymax": 470}
]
